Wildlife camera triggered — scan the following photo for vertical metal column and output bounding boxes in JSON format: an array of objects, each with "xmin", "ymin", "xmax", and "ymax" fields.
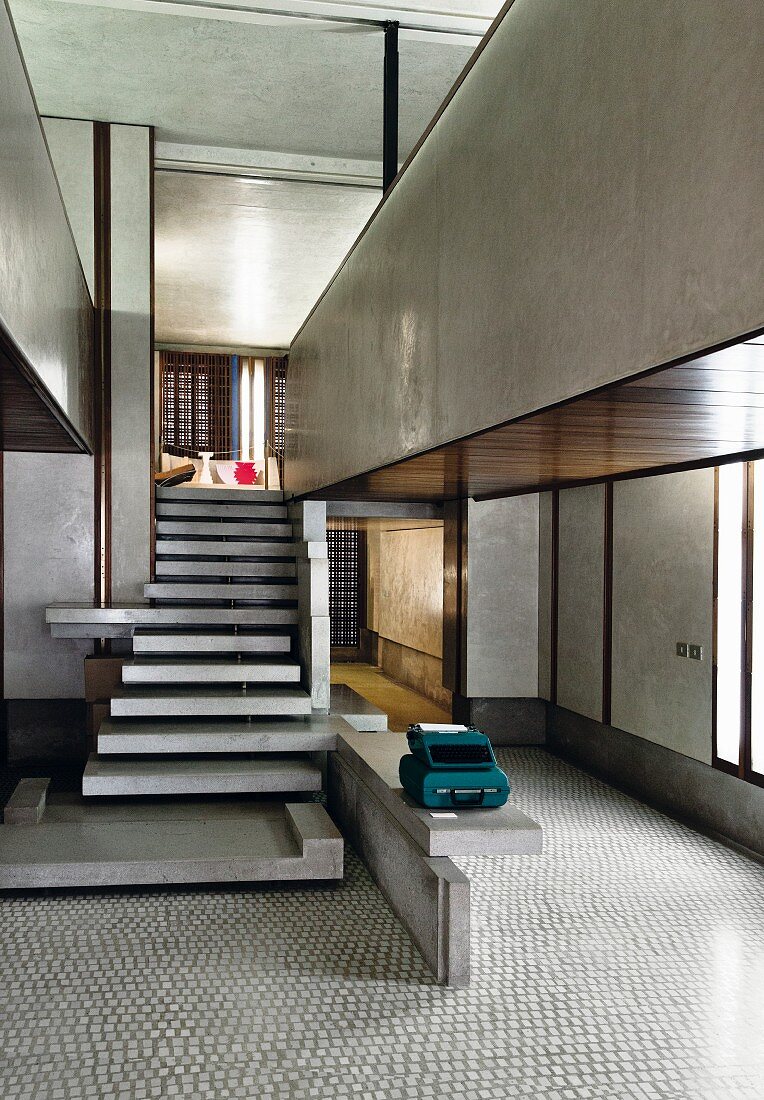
[{"xmin": 383, "ymin": 21, "xmax": 399, "ymax": 192}]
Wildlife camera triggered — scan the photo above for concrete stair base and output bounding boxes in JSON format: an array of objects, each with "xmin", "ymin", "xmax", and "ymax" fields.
[
  {"xmin": 0, "ymin": 794, "xmax": 342, "ymax": 888},
  {"xmin": 82, "ymin": 754, "xmax": 322, "ymax": 796}
]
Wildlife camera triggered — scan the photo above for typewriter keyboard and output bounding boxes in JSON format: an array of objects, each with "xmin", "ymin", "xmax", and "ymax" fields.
[{"xmin": 429, "ymin": 744, "xmax": 492, "ymax": 765}]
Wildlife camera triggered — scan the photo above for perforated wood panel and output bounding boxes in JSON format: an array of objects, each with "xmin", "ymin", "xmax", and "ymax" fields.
[
  {"xmin": 328, "ymin": 524, "xmax": 360, "ymax": 647},
  {"xmin": 160, "ymin": 350, "xmax": 232, "ymax": 456}
]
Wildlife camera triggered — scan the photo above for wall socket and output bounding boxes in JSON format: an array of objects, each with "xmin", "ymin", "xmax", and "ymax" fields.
[
  {"xmin": 676, "ymin": 642, "xmax": 688, "ymax": 657},
  {"xmin": 676, "ymin": 642, "xmax": 703, "ymax": 660}
]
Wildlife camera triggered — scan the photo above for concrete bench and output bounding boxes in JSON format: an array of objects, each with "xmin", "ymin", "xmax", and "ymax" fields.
[{"xmin": 328, "ymin": 729, "xmax": 542, "ymax": 987}]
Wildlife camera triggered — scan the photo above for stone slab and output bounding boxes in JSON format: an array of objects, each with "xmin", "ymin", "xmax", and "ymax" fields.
[
  {"xmin": 329, "ymin": 684, "xmax": 387, "ymax": 731},
  {"xmin": 145, "ymin": 583, "xmax": 298, "ymax": 601},
  {"xmin": 328, "ymin": 752, "xmax": 469, "ymax": 987},
  {"xmin": 132, "ymin": 631, "xmax": 291, "ymax": 654},
  {"xmin": 82, "ymin": 753, "xmax": 322, "ymax": 796},
  {"xmin": 157, "ymin": 487, "xmax": 285, "ymax": 504},
  {"xmin": 4, "ymin": 778, "xmax": 50, "ymax": 824},
  {"xmin": 156, "ymin": 502, "xmax": 288, "ymax": 520},
  {"xmin": 155, "ymin": 540, "xmax": 297, "ymax": 558},
  {"xmin": 0, "ymin": 797, "xmax": 342, "ymax": 888},
  {"xmin": 97, "ymin": 715, "xmax": 351, "ymax": 754},
  {"xmin": 46, "ymin": 605, "xmax": 299, "ymax": 631},
  {"xmin": 336, "ymin": 729, "xmax": 543, "ymax": 857},
  {"xmin": 156, "ymin": 520, "xmax": 291, "ymax": 538},
  {"xmin": 154, "ymin": 561, "xmax": 297, "ymax": 577},
  {"xmin": 122, "ymin": 658, "xmax": 301, "ymax": 684},
  {"xmin": 111, "ymin": 685, "xmax": 312, "ymax": 718}
]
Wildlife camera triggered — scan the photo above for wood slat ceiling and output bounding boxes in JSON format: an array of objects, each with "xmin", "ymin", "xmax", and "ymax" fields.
[
  {"xmin": 0, "ymin": 343, "xmax": 86, "ymax": 453},
  {"xmin": 308, "ymin": 339, "xmax": 764, "ymax": 502}
]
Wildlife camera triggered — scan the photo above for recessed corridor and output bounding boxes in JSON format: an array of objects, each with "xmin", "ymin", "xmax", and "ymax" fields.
[
  {"xmin": 1, "ymin": 749, "xmax": 762, "ymax": 1099},
  {"xmin": 330, "ymin": 662, "xmax": 450, "ymax": 732}
]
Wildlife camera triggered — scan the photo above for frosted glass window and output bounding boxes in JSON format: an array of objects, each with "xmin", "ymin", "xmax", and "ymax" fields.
[
  {"xmin": 752, "ymin": 461, "xmax": 764, "ymax": 775},
  {"xmin": 716, "ymin": 463, "xmax": 745, "ymax": 765}
]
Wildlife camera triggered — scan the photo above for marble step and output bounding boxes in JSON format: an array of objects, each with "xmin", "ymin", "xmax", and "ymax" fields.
[
  {"xmin": 132, "ymin": 631, "xmax": 291, "ymax": 655},
  {"xmin": 145, "ymin": 582, "xmax": 298, "ymax": 601},
  {"xmin": 97, "ymin": 715, "xmax": 346, "ymax": 754},
  {"xmin": 156, "ymin": 520, "xmax": 291, "ymax": 538},
  {"xmin": 157, "ymin": 486, "xmax": 284, "ymax": 504},
  {"xmin": 82, "ymin": 754, "xmax": 321, "ymax": 796},
  {"xmin": 156, "ymin": 501, "xmax": 288, "ymax": 520},
  {"xmin": 0, "ymin": 796, "xmax": 342, "ymax": 889},
  {"xmin": 155, "ymin": 560, "xmax": 296, "ymax": 577},
  {"xmin": 123, "ymin": 657, "xmax": 301, "ymax": 684},
  {"xmin": 155, "ymin": 539, "xmax": 296, "ymax": 558},
  {"xmin": 111, "ymin": 685, "xmax": 312, "ymax": 718},
  {"xmin": 47, "ymin": 606, "xmax": 299, "ymax": 636}
]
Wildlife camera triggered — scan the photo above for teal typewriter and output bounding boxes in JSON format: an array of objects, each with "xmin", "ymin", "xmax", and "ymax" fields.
[{"xmin": 399, "ymin": 724, "xmax": 510, "ymax": 809}]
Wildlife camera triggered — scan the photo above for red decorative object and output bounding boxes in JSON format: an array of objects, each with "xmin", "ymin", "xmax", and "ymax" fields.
[{"xmin": 234, "ymin": 461, "xmax": 257, "ymax": 485}]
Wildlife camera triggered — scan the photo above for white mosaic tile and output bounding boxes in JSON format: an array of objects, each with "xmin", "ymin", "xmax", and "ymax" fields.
[{"xmin": 0, "ymin": 749, "xmax": 762, "ymax": 1099}]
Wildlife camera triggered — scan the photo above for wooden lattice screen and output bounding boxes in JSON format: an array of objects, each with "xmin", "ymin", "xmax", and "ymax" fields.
[
  {"xmin": 160, "ymin": 350, "xmax": 232, "ymax": 456},
  {"xmin": 266, "ymin": 356, "xmax": 288, "ymax": 477},
  {"xmin": 328, "ymin": 524, "xmax": 361, "ymax": 647}
]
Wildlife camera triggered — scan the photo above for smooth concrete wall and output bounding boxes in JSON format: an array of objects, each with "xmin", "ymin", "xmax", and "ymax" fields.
[
  {"xmin": 3, "ymin": 453, "xmax": 93, "ymax": 700},
  {"xmin": 286, "ymin": 0, "xmax": 764, "ymax": 496},
  {"xmin": 41, "ymin": 118, "xmax": 95, "ymax": 299},
  {"xmin": 0, "ymin": 3, "xmax": 92, "ymax": 445},
  {"xmin": 110, "ymin": 125, "xmax": 152, "ymax": 602},
  {"xmin": 556, "ymin": 485, "xmax": 604, "ymax": 723},
  {"xmin": 465, "ymin": 496, "xmax": 538, "ymax": 698},
  {"xmin": 611, "ymin": 470, "xmax": 714, "ymax": 763},
  {"xmin": 3, "ymin": 120, "xmax": 96, "ymax": 712}
]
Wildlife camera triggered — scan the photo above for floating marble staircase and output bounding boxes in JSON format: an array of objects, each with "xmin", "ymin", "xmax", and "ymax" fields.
[{"xmin": 1, "ymin": 487, "xmax": 344, "ymax": 888}]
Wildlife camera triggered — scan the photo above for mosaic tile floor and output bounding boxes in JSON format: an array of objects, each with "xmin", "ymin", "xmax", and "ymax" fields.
[{"xmin": 1, "ymin": 749, "xmax": 763, "ymax": 1099}]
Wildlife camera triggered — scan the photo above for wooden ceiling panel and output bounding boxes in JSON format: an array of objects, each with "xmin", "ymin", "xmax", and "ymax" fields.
[{"xmin": 307, "ymin": 338, "xmax": 764, "ymax": 502}]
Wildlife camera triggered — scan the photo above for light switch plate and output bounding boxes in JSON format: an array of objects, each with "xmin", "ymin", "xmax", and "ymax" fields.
[
  {"xmin": 676, "ymin": 642, "xmax": 688, "ymax": 657},
  {"xmin": 688, "ymin": 644, "xmax": 703, "ymax": 661}
]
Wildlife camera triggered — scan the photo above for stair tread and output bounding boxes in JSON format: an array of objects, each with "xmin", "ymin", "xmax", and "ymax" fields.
[
  {"xmin": 84, "ymin": 754, "xmax": 320, "ymax": 778},
  {"xmin": 82, "ymin": 753, "xmax": 321, "ymax": 795},
  {"xmin": 123, "ymin": 657, "xmax": 301, "ymax": 683},
  {"xmin": 155, "ymin": 540, "xmax": 296, "ymax": 557},
  {"xmin": 145, "ymin": 582, "xmax": 298, "ymax": 599},
  {"xmin": 97, "ymin": 715, "xmax": 346, "ymax": 753},
  {"xmin": 154, "ymin": 561, "xmax": 296, "ymax": 577},
  {"xmin": 156, "ymin": 487, "xmax": 284, "ymax": 503},
  {"xmin": 157, "ymin": 521, "xmax": 291, "ymax": 537},
  {"xmin": 133, "ymin": 633, "xmax": 291, "ymax": 654},
  {"xmin": 116, "ymin": 685, "xmax": 310, "ymax": 699},
  {"xmin": 157, "ymin": 503, "xmax": 287, "ymax": 520}
]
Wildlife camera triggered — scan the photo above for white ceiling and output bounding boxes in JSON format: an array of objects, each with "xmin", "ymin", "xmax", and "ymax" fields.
[
  {"xmin": 11, "ymin": 0, "xmax": 497, "ymax": 347},
  {"xmin": 155, "ymin": 170, "xmax": 379, "ymax": 347},
  {"xmin": 11, "ymin": 0, "xmax": 477, "ymax": 160}
]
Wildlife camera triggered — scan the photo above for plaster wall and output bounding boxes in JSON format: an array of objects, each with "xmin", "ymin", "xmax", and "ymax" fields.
[
  {"xmin": 0, "ymin": 3, "xmax": 92, "ymax": 444},
  {"xmin": 465, "ymin": 496, "xmax": 538, "ymax": 699},
  {"xmin": 287, "ymin": 0, "xmax": 764, "ymax": 496},
  {"xmin": 611, "ymin": 470, "xmax": 714, "ymax": 763},
  {"xmin": 556, "ymin": 485, "xmax": 604, "ymax": 723},
  {"xmin": 3, "ymin": 118, "xmax": 96, "ymax": 703},
  {"xmin": 110, "ymin": 125, "xmax": 152, "ymax": 602},
  {"xmin": 3, "ymin": 453, "xmax": 93, "ymax": 699},
  {"xmin": 41, "ymin": 118, "xmax": 95, "ymax": 298}
]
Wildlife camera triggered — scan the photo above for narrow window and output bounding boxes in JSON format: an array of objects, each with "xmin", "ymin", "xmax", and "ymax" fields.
[
  {"xmin": 750, "ymin": 460, "xmax": 764, "ymax": 778},
  {"xmin": 715, "ymin": 463, "xmax": 746, "ymax": 767}
]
